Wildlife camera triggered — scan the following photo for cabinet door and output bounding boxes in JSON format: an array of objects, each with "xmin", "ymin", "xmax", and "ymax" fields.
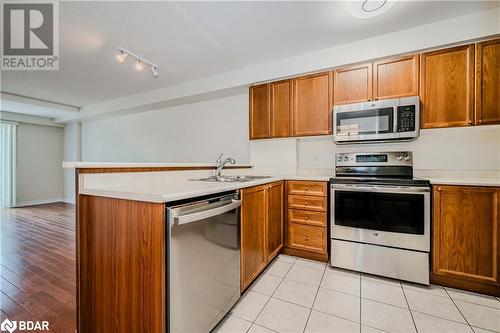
[
  {"xmin": 476, "ymin": 38, "xmax": 500, "ymax": 125},
  {"xmin": 240, "ymin": 185, "xmax": 268, "ymax": 290},
  {"xmin": 266, "ymin": 182, "xmax": 284, "ymax": 262},
  {"xmin": 433, "ymin": 186, "xmax": 500, "ymax": 286},
  {"xmin": 420, "ymin": 45, "xmax": 475, "ymax": 128},
  {"xmin": 271, "ymin": 80, "xmax": 293, "ymax": 138},
  {"xmin": 373, "ymin": 55, "xmax": 419, "ymax": 100},
  {"xmin": 293, "ymin": 71, "xmax": 333, "ymax": 136},
  {"xmin": 249, "ymin": 84, "xmax": 270, "ymax": 139},
  {"xmin": 333, "ymin": 63, "xmax": 372, "ymax": 105}
]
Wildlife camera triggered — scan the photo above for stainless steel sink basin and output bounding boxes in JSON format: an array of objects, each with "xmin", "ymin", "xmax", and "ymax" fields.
[{"xmin": 192, "ymin": 175, "xmax": 271, "ymax": 183}]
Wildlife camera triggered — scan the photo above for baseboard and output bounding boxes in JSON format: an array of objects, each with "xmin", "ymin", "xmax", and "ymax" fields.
[
  {"xmin": 63, "ymin": 197, "xmax": 76, "ymax": 204},
  {"xmin": 15, "ymin": 198, "xmax": 65, "ymax": 207}
]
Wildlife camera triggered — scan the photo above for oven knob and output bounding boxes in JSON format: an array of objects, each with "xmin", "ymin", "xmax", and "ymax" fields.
[
  {"xmin": 404, "ymin": 155, "xmax": 410, "ymax": 161},
  {"xmin": 396, "ymin": 154, "xmax": 403, "ymax": 161}
]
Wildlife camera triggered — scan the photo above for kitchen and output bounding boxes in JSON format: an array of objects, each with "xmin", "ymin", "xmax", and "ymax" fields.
[{"xmin": 1, "ymin": 1, "xmax": 499, "ymax": 333}]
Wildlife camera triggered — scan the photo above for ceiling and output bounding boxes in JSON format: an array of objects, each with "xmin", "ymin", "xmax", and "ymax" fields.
[{"xmin": 1, "ymin": 1, "xmax": 499, "ymax": 109}]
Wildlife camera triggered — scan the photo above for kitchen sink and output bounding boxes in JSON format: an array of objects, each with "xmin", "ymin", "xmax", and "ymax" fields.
[{"xmin": 192, "ymin": 175, "xmax": 271, "ymax": 183}]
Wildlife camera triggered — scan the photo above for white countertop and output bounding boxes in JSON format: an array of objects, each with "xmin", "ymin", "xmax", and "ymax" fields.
[{"xmin": 76, "ymin": 165, "xmax": 500, "ymax": 203}]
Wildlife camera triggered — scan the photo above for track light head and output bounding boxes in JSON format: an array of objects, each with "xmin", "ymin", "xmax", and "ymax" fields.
[
  {"xmin": 135, "ymin": 60, "xmax": 143, "ymax": 71},
  {"xmin": 150, "ymin": 65, "xmax": 159, "ymax": 78},
  {"xmin": 116, "ymin": 50, "xmax": 128, "ymax": 63}
]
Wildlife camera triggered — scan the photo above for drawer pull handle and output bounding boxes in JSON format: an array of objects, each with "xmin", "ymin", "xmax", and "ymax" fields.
[{"xmin": 305, "ymin": 235, "xmax": 309, "ymax": 241}]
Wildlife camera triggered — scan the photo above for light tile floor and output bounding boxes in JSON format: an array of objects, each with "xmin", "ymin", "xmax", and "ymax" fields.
[{"xmin": 213, "ymin": 255, "xmax": 500, "ymax": 333}]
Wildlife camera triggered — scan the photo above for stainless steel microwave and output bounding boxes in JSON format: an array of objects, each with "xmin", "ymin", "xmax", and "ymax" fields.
[{"xmin": 333, "ymin": 96, "xmax": 420, "ymax": 144}]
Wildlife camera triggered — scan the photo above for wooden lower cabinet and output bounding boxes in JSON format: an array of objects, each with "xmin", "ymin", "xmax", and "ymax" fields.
[
  {"xmin": 432, "ymin": 185, "xmax": 500, "ymax": 296},
  {"xmin": 284, "ymin": 181, "xmax": 328, "ymax": 262},
  {"xmin": 240, "ymin": 181, "xmax": 284, "ymax": 291}
]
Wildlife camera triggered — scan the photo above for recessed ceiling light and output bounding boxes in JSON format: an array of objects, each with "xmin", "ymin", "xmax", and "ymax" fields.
[{"xmin": 349, "ymin": 0, "xmax": 397, "ymax": 19}]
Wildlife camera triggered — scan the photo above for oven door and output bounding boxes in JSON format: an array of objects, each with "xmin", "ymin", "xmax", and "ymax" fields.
[
  {"xmin": 334, "ymin": 106, "xmax": 397, "ymax": 142},
  {"xmin": 331, "ymin": 184, "xmax": 430, "ymax": 252}
]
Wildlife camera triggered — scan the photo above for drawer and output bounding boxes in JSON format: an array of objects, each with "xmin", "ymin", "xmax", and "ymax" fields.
[
  {"xmin": 288, "ymin": 181, "xmax": 327, "ymax": 197},
  {"xmin": 288, "ymin": 223, "xmax": 327, "ymax": 254},
  {"xmin": 288, "ymin": 209, "xmax": 327, "ymax": 227},
  {"xmin": 288, "ymin": 195, "xmax": 327, "ymax": 212}
]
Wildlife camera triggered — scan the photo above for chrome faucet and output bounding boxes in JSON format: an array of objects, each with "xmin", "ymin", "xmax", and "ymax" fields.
[{"xmin": 215, "ymin": 154, "xmax": 236, "ymax": 179}]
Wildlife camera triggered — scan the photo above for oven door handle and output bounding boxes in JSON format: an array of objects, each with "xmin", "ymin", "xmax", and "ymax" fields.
[{"xmin": 331, "ymin": 184, "xmax": 430, "ymax": 194}]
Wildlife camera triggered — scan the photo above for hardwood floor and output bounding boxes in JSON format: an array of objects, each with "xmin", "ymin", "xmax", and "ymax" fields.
[{"xmin": 0, "ymin": 202, "xmax": 76, "ymax": 332}]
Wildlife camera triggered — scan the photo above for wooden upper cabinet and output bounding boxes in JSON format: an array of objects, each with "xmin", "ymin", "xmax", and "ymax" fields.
[
  {"xmin": 240, "ymin": 185, "xmax": 268, "ymax": 290},
  {"xmin": 373, "ymin": 55, "xmax": 419, "ymax": 100},
  {"xmin": 293, "ymin": 71, "xmax": 333, "ymax": 136},
  {"xmin": 270, "ymin": 79, "xmax": 293, "ymax": 138},
  {"xmin": 266, "ymin": 182, "xmax": 284, "ymax": 262},
  {"xmin": 420, "ymin": 45, "xmax": 475, "ymax": 129},
  {"xmin": 433, "ymin": 185, "xmax": 500, "ymax": 286},
  {"xmin": 249, "ymin": 84, "xmax": 270, "ymax": 139},
  {"xmin": 334, "ymin": 63, "xmax": 372, "ymax": 105},
  {"xmin": 476, "ymin": 38, "xmax": 500, "ymax": 125}
]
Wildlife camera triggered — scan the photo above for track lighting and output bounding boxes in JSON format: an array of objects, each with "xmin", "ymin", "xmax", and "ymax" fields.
[
  {"xmin": 116, "ymin": 50, "xmax": 128, "ymax": 63},
  {"xmin": 135, "ymin": 60, "xmax": 143, "ymax": 71},
  {"xmin": 116, "ymin": 46, "xmax": 159, "ymax": 78},
  {"xmin": 150, "ymin": 66, "xmax": 159, "ymax": 78}
]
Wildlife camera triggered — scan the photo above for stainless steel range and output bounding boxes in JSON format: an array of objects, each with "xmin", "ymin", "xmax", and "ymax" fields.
[{"xmin": 330, "ymin": 151, "xmax": 431, "ymax": 285}]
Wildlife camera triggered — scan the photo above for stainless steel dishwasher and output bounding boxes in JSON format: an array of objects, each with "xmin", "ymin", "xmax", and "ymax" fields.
[{"xmin": 167, "ymin": 191, "xmax": 241, "ymax": 333}]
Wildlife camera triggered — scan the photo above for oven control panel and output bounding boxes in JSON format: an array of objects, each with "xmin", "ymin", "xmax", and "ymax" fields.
[{"xmin": 336, "ymin": 152, "xmax": 412, "ymax": 166}]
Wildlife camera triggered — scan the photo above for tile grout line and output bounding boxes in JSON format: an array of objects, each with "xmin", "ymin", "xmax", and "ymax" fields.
[
  {"xmin": 302, "ymin": 263, "xmax": 327, "ymax": 333},
  {"xmin": 401, "ymin": 280, "xmax": 419, "ymax": 333},
  {"xmin": 247, "ymin": 255, "xmax": 296, "ymax": 332},
  {"xmin": 443, "ymin": 287, "xmax": 473, "ymax": 330}
]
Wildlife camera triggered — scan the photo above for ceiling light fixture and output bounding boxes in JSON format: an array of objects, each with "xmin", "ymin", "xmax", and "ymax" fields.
[
  {"xmin": 116, "ymin": 46, "xmax": 159, "ymax": 78},
  {"xmin": 150, "ymin": 66, "xmax": 159, "ymax": 78},
  {"xmin": 349, "ymin": 0, "xmax": 397, "ymax": 19}
]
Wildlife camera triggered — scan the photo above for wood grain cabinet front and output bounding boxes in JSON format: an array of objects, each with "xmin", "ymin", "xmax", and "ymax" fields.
[
  {"xmin": 293, "ymin": 71, "xmax": 333, "ymax": 136},
  {"xmin": 240, "ymin": 181, "xmax": 284, "ymax": 291},
  {"xmin": 432, "ymin": 185, "xmax": 500, "ymax": 296},
  {"xmin": 420, "ymin": 45, "xmax": 475, "ymax": 129},
  {"xmin": 475, "ymin": 38, "xmax": 500, "ymax": 125}
]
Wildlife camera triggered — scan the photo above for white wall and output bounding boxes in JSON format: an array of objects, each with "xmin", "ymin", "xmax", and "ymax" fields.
[
  {"xmin": 63, "ymin": 122, "xmax": 81, "ymax": 203},
  {"xmin": 82, "ymin": 93, "xmax": 249, "ymax": 163},
  {"xmin": 16, "ymin": 123, "xmax": 64, "ymax": 206}
]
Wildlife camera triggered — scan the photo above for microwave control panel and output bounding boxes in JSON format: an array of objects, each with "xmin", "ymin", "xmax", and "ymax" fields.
[{"xmin": 397, "ymin": 105, "xmax": 416, "ymax": 132}]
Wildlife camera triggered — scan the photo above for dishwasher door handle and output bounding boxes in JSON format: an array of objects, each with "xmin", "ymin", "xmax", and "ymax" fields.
[{"xmin": 172, "ymin": 199, "xmax": 241, "ymax": 225}]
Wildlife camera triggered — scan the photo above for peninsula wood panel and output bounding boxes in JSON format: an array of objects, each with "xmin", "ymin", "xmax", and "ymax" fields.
[
  {"xmin": 240, "ymin": 184, "xmax": 268, "ymax": 291},
  {"xmin": 432, "ymin": 185, "xmax": 500, "ymax": 294},
  {"xmin": 271, "ymin": 79, "xmax": 293, "ymax": 138},
  {"xmin": 266, "ymin": 182, "xmax": 284, "ymax": 261},
  {"xmin": 475, "ymin": 38, "xmax": 500, "ymax": 125},
  {"xmin": 420, "ymin": 45, "xmax": 475, "ymax": 128},
  {"xmin": 78, "ymin": 195, "xmax": 165, "ymax": 333},
  {"xmin": 249, "ymin": 83, "xmax": 270, "ymax": 139},
  {"xmin": 293, "ymin": 71, "xmax": 333, "ymax": 136},
  {"xmin": 373, "ymin": 55, "xmax": 419, "ymax": 100},
  {"xmin": 334, "ymin": 63, "xmax": 372, "ymax": 105}
]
